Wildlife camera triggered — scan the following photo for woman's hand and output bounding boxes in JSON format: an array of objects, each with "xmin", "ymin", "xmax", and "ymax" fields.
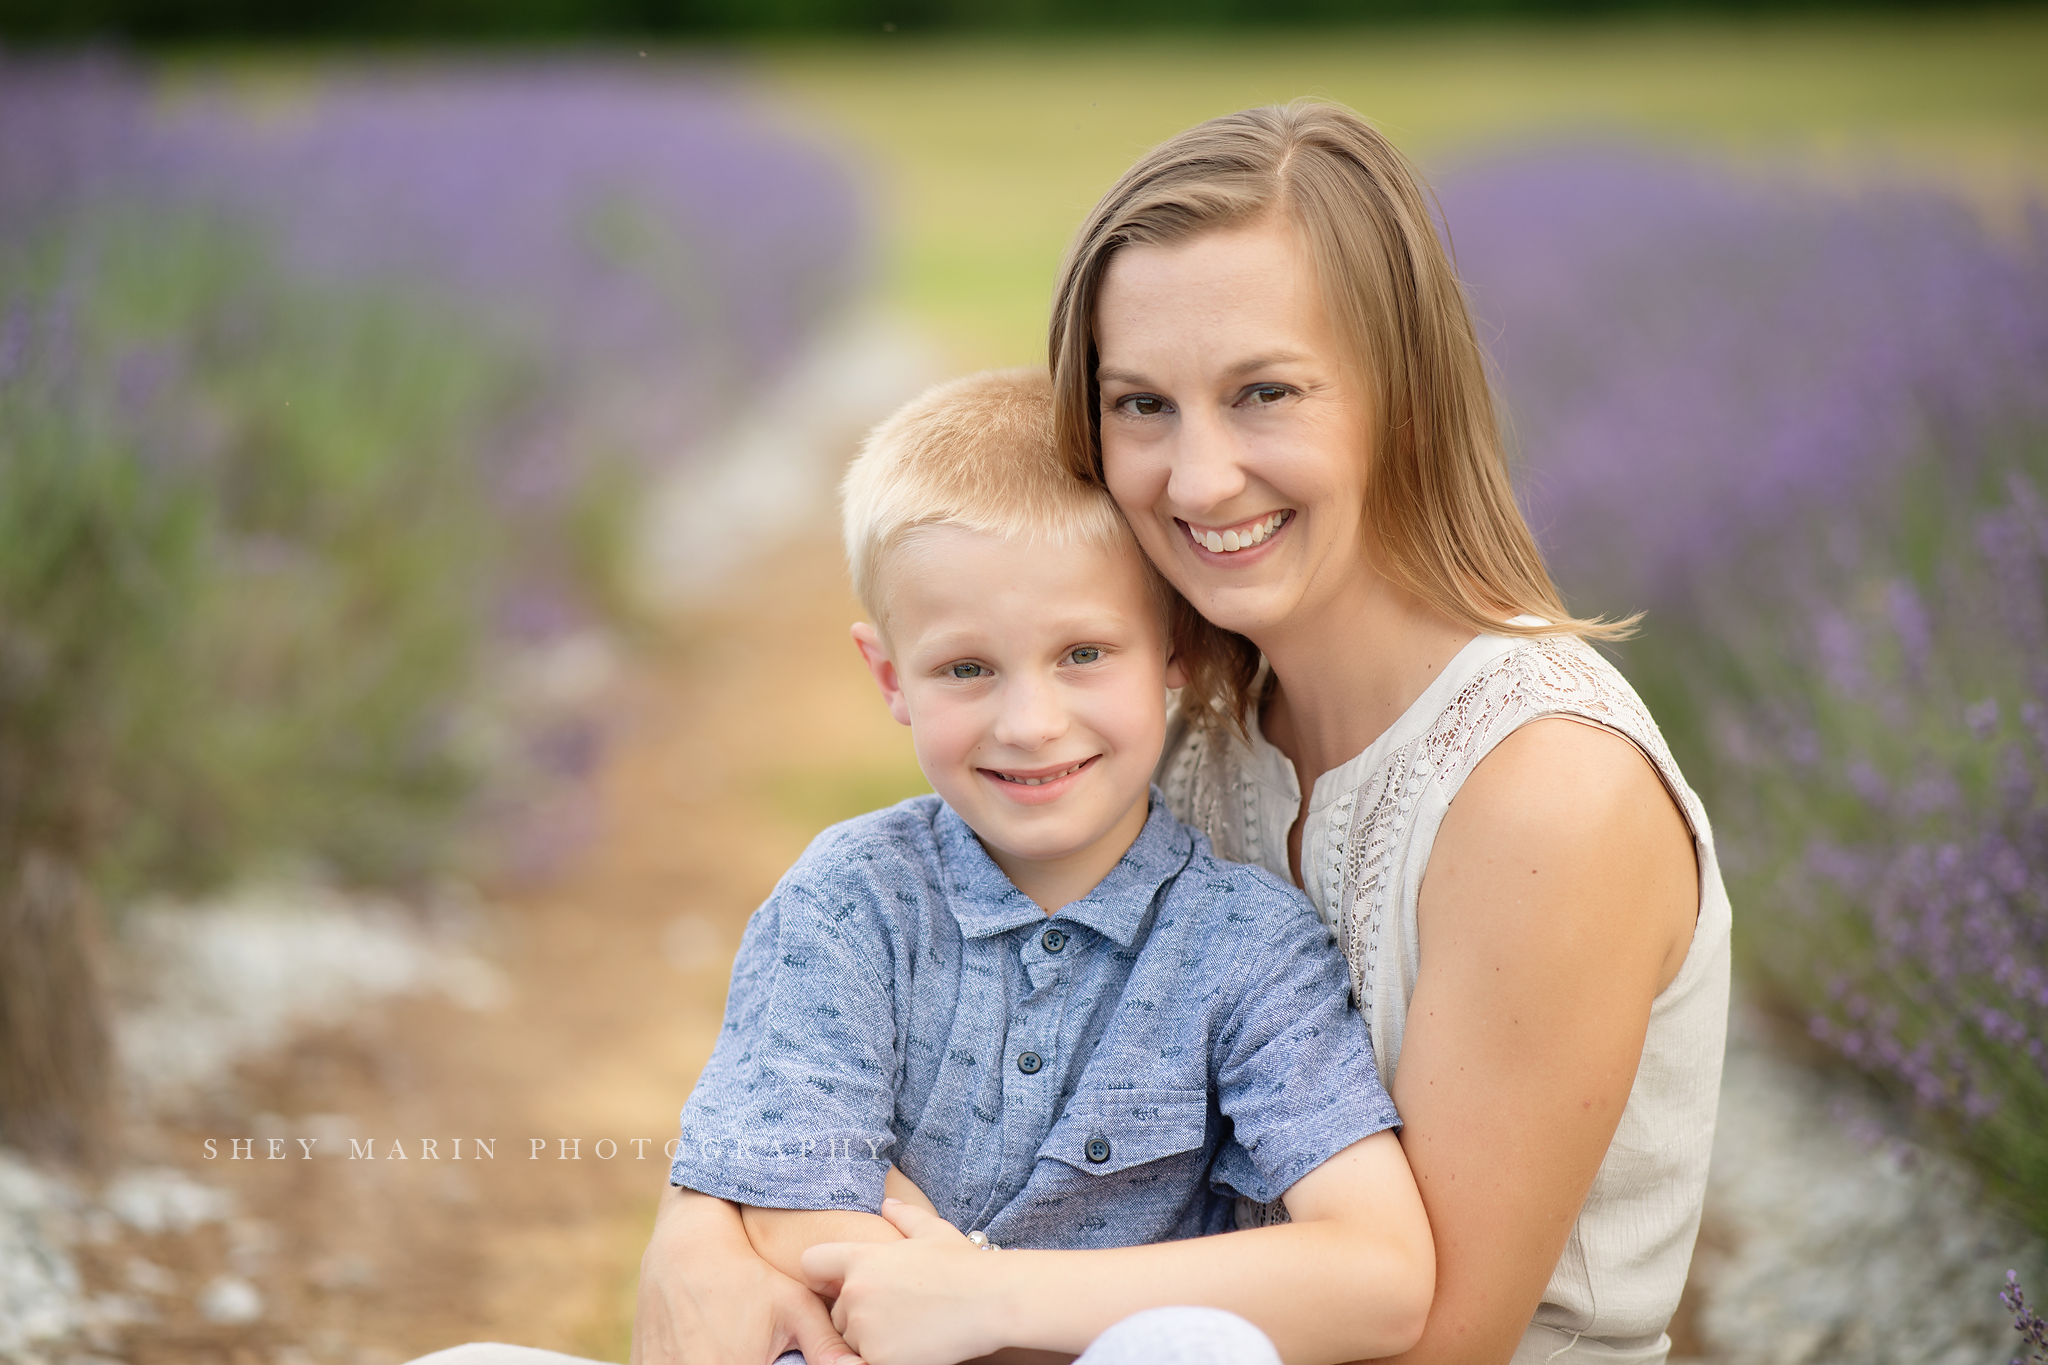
[
  {"xmin": 802, "ymin": 1199, "xmax": 1005, "ymax": 1365},
  {"xmin": 634, "ymin": 1186, "xmax": 863, "ymax": 1365}
]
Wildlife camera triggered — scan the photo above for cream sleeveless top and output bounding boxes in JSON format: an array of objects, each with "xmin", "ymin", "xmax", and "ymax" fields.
[{"xmin": 1158, "ymin": 630, "xmax": 1731, "ymax": 1365}]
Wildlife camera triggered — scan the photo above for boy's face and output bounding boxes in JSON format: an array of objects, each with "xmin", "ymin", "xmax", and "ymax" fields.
[{"xmin": 852, "ymin": 525, "xmax": 1185, "ymax": 907}]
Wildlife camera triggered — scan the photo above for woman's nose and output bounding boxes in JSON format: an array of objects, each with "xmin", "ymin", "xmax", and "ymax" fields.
[{"xmin": 1165, "ymin": 406, "xmax": 1248, "ymax": 517}]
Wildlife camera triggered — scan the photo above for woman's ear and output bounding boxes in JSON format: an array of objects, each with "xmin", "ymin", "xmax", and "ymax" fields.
[{"xmin": 851, "ymin": 621, "xmax": 913, "ymax": 727}]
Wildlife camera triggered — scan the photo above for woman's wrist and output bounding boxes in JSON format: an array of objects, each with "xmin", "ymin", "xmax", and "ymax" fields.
[{"xmin": 655, "ymin": 1185, "xmax": 749, "ymax": 1250}]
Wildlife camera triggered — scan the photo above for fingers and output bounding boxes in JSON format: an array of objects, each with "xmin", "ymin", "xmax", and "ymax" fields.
[
  {"xmin": 877, "ymin": 1196, "xmax": 961, "ymax": 1240},
  {"xmin": 801, "ymin": 1241, "xmax": 852, "ymax": 1298},
  {"xmin": 785, "ymin": 1282, "xmax": 863, "ymax": 1365},
  {"xmin": 882, "ymin": 1164, "xmax": 941, "ymax": 1217}
]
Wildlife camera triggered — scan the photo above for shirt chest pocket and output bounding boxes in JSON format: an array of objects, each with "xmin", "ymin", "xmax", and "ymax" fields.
[{"xmin": 1035, "ymin": 1088, "xmax": 1208, "ymax": 1176}]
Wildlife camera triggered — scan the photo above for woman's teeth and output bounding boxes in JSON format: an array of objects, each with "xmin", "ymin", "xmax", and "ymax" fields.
[
  {"xmin": 1190, "ymin": 511, "xmax": 1290, "ymax": 554},
  {"xmin": 997, "ymin": 760, "xmax": 1088, "ymax": 786}
]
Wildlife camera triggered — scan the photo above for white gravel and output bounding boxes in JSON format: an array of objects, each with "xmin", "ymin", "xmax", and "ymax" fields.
[
  {"xmin": 2, "ymin": 881, "xmax": 509, "ymax": 1358},
  {"xmin": 1690, "ymin": 1004, "xmax": 2047, "ymax": 1365},
  {"xmin": 113, "ymin": 881, "xmax": 510, "ymax": 1118},
  {"xmin": 0, "ymin": 1152, "xmax": 85, "ymax": 1356},
  {"xmin": 195, "ymin": 1274, "xmax": 263, "ymax": 1325}
]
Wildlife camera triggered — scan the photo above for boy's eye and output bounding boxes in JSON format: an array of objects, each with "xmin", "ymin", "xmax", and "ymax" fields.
[
  {"xmin": 1068, "ymin": 646, "xmax": 1102, "ymax": 665},
  {"xmin": 949, "ymin": 662, "xmax": 987, "ymax": 679}
]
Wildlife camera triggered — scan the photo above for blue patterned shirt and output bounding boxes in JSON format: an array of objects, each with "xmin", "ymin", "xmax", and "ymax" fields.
[{"xmin": 669, "ymin": 790, "xmax": 1398, "ymax": 1249}]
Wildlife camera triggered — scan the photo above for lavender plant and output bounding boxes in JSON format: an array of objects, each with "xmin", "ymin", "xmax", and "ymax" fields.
[
  {"xmin": 1441, "ymin": 147, "xmax": 2048, "ymax": 1234},
  {"xmin": 0, "ymin": 57, "xmax": 865, "ymax": 1157},
  {"xmin": 2006, "ymin": 1271, "xmax": 2048, "ymax": 1365}
]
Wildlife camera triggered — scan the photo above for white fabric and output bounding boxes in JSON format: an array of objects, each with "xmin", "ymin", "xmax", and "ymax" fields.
[
  {"xmin": 1078, "ymin": 1306, "xmax": 1282, "ymax": 1364},
  {"xmin": 421, "ymin": 1305, "xmax": 1279, "ymax": 1365},
  {"xmin": 406, "ymin": 1347, "xmax": 604, "ymax": 1365},
  {"xmin": 771, "ymin": 1307, "xmax": 1280, "ymax": 1364},
  {"xmin": 1160, "ymin": 630, "xmax": 1732, "ymax": 1365}
]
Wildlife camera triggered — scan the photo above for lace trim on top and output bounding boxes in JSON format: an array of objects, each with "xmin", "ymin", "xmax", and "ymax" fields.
[{"xmin": 1169, "ymin": 634, "xmax": 1710, "ymax": 1232}]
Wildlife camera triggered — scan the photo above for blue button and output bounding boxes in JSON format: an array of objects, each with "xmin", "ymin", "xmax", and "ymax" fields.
[
  {"xmin": 1041, "ymin": 928, "xmax": 1067, "ymax": 954},
  {"xmin": 1016, "ymin": 1051, "xmax": 1044, "ymax": 1075}
]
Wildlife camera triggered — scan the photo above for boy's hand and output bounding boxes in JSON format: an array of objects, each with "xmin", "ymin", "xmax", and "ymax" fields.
[
  {"xmin": 634, "ymin": 1187, "xmax": 864, "ymax": 1365},
  {"xmin": 802, "ymin": 1200, "xmax": 1005, "ymax": 1365}
]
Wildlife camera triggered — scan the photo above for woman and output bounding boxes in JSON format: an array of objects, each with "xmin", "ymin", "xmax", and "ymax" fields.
[{"xmin": 634, "ymin": 100, "xmax": 1729, "ymax": 1365}]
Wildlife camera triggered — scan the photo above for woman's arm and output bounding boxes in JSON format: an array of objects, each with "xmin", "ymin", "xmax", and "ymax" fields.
[
  {"xmin": 741, "ymin": 1167, "xmax": 937, "ymax": 1280},
  {"xmin": 632, "ymin": 1187, "xmax": 863, "ymax": 1365},
  {"xmin": 803, "ymin": 1130, "xmax": 1434, "ymax": 1365},
  {"xmin": 1374, "ymin": 717, "xmax": 1699, "ymax": 1365}
]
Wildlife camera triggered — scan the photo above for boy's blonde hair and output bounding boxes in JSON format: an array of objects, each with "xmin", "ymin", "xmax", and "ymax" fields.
[{"xmin": 842, "ymin": 368, "xmax": 1135, "ymax": 625}]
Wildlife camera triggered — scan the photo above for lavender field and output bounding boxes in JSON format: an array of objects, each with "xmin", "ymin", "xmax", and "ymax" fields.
[
  {"xmin": 2, "ymin": 34, "xmax": 2046, "ymax": 1362},
  {"xmin": 1439, "ymin": 150, "xmax": 2048, "ymax": 1236},
  {"xmin": 0, "ymin": 57, "xmax": 865, "ymax": 904},
  {"xmin": 0, "ymin": 56, "xmax": 866, "ymax": 1180}
]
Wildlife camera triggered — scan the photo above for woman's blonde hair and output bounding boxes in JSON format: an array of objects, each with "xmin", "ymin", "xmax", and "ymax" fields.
[{"xmin": 1049, "ymin": 99, "xmax": 1629, "ymax": 730}]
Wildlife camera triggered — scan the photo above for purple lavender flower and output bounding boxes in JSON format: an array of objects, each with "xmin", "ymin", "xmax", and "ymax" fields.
[
  {"xmin": 1439, "ymin": 143, "xmax": 2048, "ymax": 1234},
  {"xmin": 1, "ymin": 56, "xmax": 870, "ymax": 894},
  {"xmin": 2003, "ymin": 1272, "xmax": 2048, "ymax": 1365}
]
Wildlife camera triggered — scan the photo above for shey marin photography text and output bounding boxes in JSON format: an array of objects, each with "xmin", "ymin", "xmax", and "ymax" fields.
[{"xmin": 200, "ymin": 1135, "xmax": 895, "ymax": 1162}]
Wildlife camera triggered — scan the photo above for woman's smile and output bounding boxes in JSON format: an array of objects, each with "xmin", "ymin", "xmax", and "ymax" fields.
[{"xmin": 1179, "ymin": 509, "xmax": 1294, "ymax": 557}]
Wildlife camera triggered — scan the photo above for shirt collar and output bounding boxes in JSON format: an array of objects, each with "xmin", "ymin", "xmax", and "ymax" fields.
[{"xmin": 933, "ymin": 788, "xmax": 1195, "ymax": 946}]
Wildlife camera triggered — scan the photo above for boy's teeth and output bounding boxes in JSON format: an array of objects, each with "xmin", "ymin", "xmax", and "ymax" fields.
[
  {"xmin": 1003, "ymin": 760, "xmax": 1086, "ymax": 786},
  {"xmin": 1192, "ymin": 511, "xmax": 1288, "ymax": 554}
]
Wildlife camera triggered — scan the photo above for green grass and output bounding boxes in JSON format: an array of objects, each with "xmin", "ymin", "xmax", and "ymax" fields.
[
  {"xmin": 751, "ymin": 9, "xmax": 2048, "ymax": 363},
  {"xmin": 0, "ymin": 208, "xmax": 517, "ymax": 901}
]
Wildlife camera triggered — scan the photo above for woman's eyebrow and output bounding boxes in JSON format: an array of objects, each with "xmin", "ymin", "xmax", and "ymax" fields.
[
  {"xmin": 1098, "ymin": 353, "xmax": 1310, "ymax": 388},
  {"xmin": 1223, "ymin": 350, "xmax": 1310, "ymax": 377}
]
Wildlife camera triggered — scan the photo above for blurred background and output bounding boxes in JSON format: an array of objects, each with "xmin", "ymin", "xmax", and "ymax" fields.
[{"xmin": 2, "ymin": 5, "xmax": 2047, "ymax": 1364}]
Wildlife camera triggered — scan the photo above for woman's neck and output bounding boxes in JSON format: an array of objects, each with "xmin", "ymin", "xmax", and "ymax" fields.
[{"xmin": 1255, "ymin": 563, "xmax": 1477, "ymax": 791}]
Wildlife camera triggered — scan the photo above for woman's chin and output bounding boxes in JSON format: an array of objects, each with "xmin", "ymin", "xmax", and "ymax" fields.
[{"xmin": 1183, "ymin": 580, "xmax": 1299, "ymax": 642}]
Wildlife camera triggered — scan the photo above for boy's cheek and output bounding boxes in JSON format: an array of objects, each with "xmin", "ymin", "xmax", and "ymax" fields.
[{"xmin": 906, "ymin": 707, "xmax": 983, "ymax": 779}]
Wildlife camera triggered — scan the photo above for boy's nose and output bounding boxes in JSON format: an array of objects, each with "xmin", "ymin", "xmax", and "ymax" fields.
[{"xmin": 992, "ymin": 675, "xmax": 1068, "ymax": 751}]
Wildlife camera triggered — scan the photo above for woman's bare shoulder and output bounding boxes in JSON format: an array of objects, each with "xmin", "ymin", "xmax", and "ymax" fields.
[{"xmin": 1425, "ymin": 714, "xmax": 1698, "ymax": 990}]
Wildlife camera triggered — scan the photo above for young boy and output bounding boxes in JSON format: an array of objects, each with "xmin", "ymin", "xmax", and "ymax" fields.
[{"xmin": 667, "ymin": 370, "xmax": 1432, "ymax": 1365}]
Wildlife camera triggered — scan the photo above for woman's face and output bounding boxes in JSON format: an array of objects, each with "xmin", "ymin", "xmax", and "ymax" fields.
[{"xmin": 1094, "ymin": 216, "xmax": 1375, "ymax": 644}]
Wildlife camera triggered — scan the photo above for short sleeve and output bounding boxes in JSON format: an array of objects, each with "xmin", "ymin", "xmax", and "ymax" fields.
[
  {"xmin": 668, "ymin": 878, "xmax": 900, "ymax": 1211},
  {"xmin": 1207, "ymin": 882, "xmax": 1400, "ymax": 1204}
]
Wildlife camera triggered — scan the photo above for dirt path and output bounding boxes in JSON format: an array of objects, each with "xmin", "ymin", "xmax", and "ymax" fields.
[{"xmin": 98, "ymin": 535, "xmax": 921, "ymax": 1365}]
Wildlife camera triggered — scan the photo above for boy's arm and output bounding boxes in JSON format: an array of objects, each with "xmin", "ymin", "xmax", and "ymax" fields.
[
  {"xmin": 670, "ymin": 873, "xmax": 904, "ymax": 1219},
  {"xmin": 806, "ymin": 1130, "xmax": 1432, "ymax": 1365},
  {"xmin": 741, "ymin": 1166, "xmax": 937, "ymax": 1281}
]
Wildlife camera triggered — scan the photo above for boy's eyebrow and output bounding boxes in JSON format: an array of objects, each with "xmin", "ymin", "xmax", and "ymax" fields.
[{"xmin": 911, "ymin": 614, "xmax": 1142, "ymax": 657}]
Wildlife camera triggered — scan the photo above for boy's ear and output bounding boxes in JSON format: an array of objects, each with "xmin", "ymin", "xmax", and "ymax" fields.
[{"xmin": 851, "ymin": 622, "xmax": 913, "ymax": 727}]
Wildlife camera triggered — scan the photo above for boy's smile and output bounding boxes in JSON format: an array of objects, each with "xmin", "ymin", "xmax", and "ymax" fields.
[{"xmin": 852, "ymin": 524, "xmax": 1184, "ymax": 913}]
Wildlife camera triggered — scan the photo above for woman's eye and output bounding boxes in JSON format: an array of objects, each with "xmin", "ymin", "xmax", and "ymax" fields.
[
  {"xmin": 1246, "ymin": 384, "xmax": 1289, "ymax": 406},
  {"xmin": 1120, "ymin": 394, "xmax": 1168, "ymax": 417},
  {"xmin": 1068, "ymin": 646, "xmax": 1102, "ymax": 665},
  {"xmin": 949, "ymin": 662, "xmax": 987, "ymax": 679}
]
